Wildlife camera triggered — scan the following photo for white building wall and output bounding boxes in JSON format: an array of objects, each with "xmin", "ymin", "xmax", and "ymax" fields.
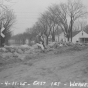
[
  {"xmin": 55, "ymin": 35, "xmax": 59, "ymax": 42},
  {"xmin": 59, "ymin": 32, "xmax": 67, "ymax": 42},
  {"xmin": 58, "ymin": 31, "xmax": 88, "ymax": 43},
  {"xmin": 72, "ymin": 31, "xmax": 88, "ymax": 43},
  {"xmin": 25, "ymin": 39, "xmax": 29, "ymax": 45}
]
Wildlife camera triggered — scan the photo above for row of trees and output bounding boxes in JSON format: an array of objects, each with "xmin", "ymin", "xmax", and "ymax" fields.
[
  {"xmin": 11, "ymin": 32, "xmax": 32, "ymax": 44},
  {"xmin": 29, "ymin": 0, "xmax": 88, "ymax": 44},
  {"xmin": 12, "ymin": 0, "xmax": 88, "ymax": 45}
]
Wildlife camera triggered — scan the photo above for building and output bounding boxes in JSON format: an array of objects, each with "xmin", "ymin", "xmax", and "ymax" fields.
[{"xmin": 59, "ymin": 30, "xmax": 88, "ymax": 43}]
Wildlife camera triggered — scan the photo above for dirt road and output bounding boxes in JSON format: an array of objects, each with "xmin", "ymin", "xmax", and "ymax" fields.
[{"xmin": 0, "ymin": 47, "xmax": 88, "ymax": 88}]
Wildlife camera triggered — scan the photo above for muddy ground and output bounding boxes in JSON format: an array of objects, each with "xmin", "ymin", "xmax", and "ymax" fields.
[{"xmin": 0, "ymin": 45, "xmax": 88, "ymax": 88}]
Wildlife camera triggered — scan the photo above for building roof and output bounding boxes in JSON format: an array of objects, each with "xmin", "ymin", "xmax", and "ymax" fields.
[
  {"xmin": 84, "ymin": 25, "xmax": 88, "ymax": 34},
  {"xmin": 84, "ymin": 30, "xmax": 88, "ymax": 34},
  {"xmin": 71, "ymin": 28, "xmax": 88, "ymax": 37},
  {"xmin": 59, "ymin": 30, "xmax": 81, "ymax": 37},
  {"xmin": 72, "ymin": 31, "xmax": 80, "ymax": 37},
  {"xmin": 56, "ymin": 24, "xmax": 88, "ymax": 37}
]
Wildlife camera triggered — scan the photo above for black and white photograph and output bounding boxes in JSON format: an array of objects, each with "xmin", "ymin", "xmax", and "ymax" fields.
[{"xmin": 0, "ymin": 0, "xmax": 88, "ymax": 88}]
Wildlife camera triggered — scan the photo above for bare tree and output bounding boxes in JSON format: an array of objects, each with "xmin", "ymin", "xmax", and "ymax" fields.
[
  {"xmin": 47, "ymin": 0, "xmax": 88, "ymax": 42},
  {"xmin": 23, "ymin": 0, "xmax": 88, "ymax": 45},
  {"xmin": 73, "ymin": 19, "xmax": 87, "ymax": 31},
  {"xmin": 67, "ymin": 0, "xmax": 88, "ymax": 42},
  {"xmin": 28, "ymin": 22, "xmax": 44, "ymax": 42},
  {"xmin": 0, "ymin": 5, "xmax": 16, "ymax": 45},
  {"xmin": 4, "ymin": 9, "xmax": 16, "ymax": 45},
  {"xmin": 48, "ymin": 3, "xmax": 69, "ymax": 41},
  {"xmin": 38, "ymin": 13, "xmax": 51, "ymax": 45}
]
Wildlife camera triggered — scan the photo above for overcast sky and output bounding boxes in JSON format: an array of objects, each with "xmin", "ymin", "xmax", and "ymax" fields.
[{"xmin": 3, "ymin": 0, "xmax": 88, "ymax": 35}]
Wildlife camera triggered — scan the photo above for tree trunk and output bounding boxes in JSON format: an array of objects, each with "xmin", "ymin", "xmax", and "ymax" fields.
[
  {"xmin": 46, "ymin": 36, "xmax": 48, "ymax": 45},
  {"xmin": 52, "ymin": 28, "xmax": 55, "ymax": 42},
  {"xmin": 67, "ymin": 34, "xmax": 69, "ymax": 42},
  {"xmin": 70, "ymin": 25, "xmax": 72, "ymax": 42},
  {"xmin": 67, "ymin": 29, "xmax": 70, "ymax": 42},
  {"xmin": 70, "ymin": 15, "xmax": 73, "ymax": 42},
  {"xmin": 52, "ymin": 33, "xmax": 55, "ymax": 42}
]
